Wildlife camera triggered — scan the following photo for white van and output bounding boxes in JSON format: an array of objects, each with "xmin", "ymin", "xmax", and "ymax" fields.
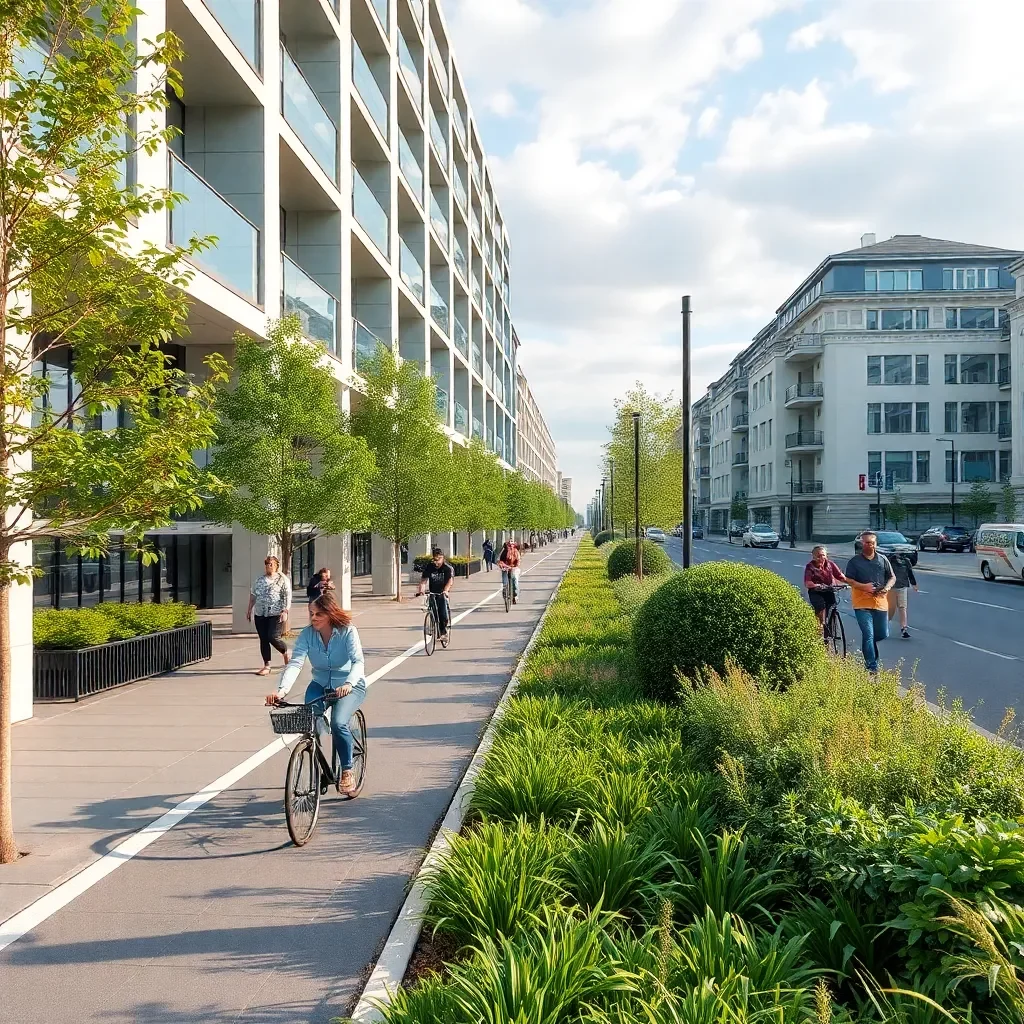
[{"xmin": 975, "ymin": 524, "xmax": 1024, "ymax": 581}]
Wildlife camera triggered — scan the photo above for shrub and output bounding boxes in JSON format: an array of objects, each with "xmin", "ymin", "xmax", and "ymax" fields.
[
  {"xmin": 605, "ymin": 540, "xmax": 672, "ymax": 581},
  {"xmin": 612, "ymin": 573, "xmax": 673, "ymax": 618},
  {"xmin": 34, "ymin": 608, "xmax": 113, "ymax": 649},
  {"xmin": 632, "ymin": 561, "xmax": 824, "ymax": 701},
  {"xmin": 592, "ymin": 529, "xmax": 621, "ymax": 547},
  {"xmin": 95, "ymin": 601, "xmax": 197, "ymax": 638}
]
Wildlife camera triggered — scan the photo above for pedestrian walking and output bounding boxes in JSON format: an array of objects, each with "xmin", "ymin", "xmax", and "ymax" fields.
[
  {"xmin": 887, "ymin": 551, "xmax": 918, "ymax": 639},
  {"xmin": 482, "ymin": 537, "xmax": 495, "ymax": 571},
  {"xmin": 246, "ymin": 556, "xmax": 292, "ymax": 677},
  {"xmin": 844, "ymin": 531, "xmax": 895, "ymax": 675},
  {"xmin": 306, "ymin": 566, "xmax": 336, "ymax": 601}
]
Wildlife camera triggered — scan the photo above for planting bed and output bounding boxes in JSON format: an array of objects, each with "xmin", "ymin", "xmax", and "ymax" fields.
[{"xmin": 370, "ymin": 538, "xmax": 1024, "ymax": 1024}]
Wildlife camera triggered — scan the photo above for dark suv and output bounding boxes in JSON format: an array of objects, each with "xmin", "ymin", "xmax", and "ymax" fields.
[{"xmin": 918, "ymin": 525, "xmax": 971, "ymax": 552}]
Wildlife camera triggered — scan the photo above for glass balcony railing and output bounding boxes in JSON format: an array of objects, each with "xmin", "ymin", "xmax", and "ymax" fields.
[
  {"xmin": 453, "ymin": 236, "xmax": 468, "ymax": 280},
  {"xmin": 353, "ymin": 320, "xmax": 384, "ymax": 374},
  {"xmin": 430, "ymin": 281, "xmax": 449, "ymax": 334},
  {"xmin": 454, "ymin": 401, "xmax": 468, "ymax": 435},
  {"xmin": 485, "ymin": 296, "xmax": 494, "ymax": 326},
  {"xmin": 399, "ymin": 237, "xmax": 424, "ymax": 303},
  {"xmin": 408, "ymin": 0, "xmax": 424, "ymax": 26},
  {"xmin": 435, "ymin": 386, "xmax": 448, "ymax": 421},
  {"xmin": 453, "ymin": 165, "xmax": 468, "ymax": 211},
  {"xmin": 429, "ymin": 192, "xmax": 449, "ymax": 249},
  {"xmin": 398, "ymin": 129, "xmax": 423, "ymax": 203},
  {"xmin": 371, "ymin": 0, "xmax": 388, "ymax": 31},
  {"xmin": 398, "ymin": 32, "xmax": 423, "ymax": 107},
  {"xmin": 429, "ymin": 32, "xmax": 446, "ymax": 87},
  {"xmin": 453, "ymin": 317, "xmax": 469, "ymax": 357},
  {"xmin": 429, "ymin": 108, "xmax": 448, "ymax": 167},
  {"xmin": 487, "ymin": 427, "xmax": 494, "ymax": 450},
  {"xmin": 204, "ymin": 0, "xmax": 260, "ymax": 69},
  {"xmin": 453, "ymin": 108, "xmax": 467, "ymax": 149},
  {"xmin": 472, "ymin": 155, "xmax": 481, "ymax": 187},
  {"xmin": 471, "ymin": 275, "xmax": 482, "ymax": 307},
  {"xmin": 169, "ymin": 152, "xmax": 259, "ymax": 302},
  {"xmin": 471, "ymin": 209, "xmax": 481, "ymax": 241},
  {"xmin": 281, "ymin": 45, "xmax": 337, "ymax": 180},
  {"xmin": 471, "ymin": 341, "xmax": 483, "ymax": 376},
  {"xmin": 282, "ymin": 253, "xmax": 337, "ymax": 353},
  {"xmin": 353, "ymin": 40, "xmax": 389, "ymax": 139},
  {"xmin": 472, "ymin": 416, "xmax": 483, "ymax": 440},
  {"xmin": 352, "ymin": 164, "xmax": 390, "ymax": 256}
]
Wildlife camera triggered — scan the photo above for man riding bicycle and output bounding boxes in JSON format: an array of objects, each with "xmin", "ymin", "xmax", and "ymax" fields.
[
  {"xmin": 417, "ymin": 547, "xmax": 454, "ymax": 641},
  {"xmin": 497, "ymin": 538, "xmax": 521, "ymax": 604},
  {"xmin": 803, "ymin": 545, "xmax": 847, "ymax": 639}
]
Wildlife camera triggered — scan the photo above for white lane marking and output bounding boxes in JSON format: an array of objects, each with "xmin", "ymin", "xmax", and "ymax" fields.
[
  {"xmin": 952, "ymin": 597, "xmax": 1016, "ymax": 613},
  {"xmin": 950, "ymin": 639, "xmax": 1018, "ymax": 661},
  {"xmin": 0, "ymin": 546, "xmax": 569, "ymax": 953}
]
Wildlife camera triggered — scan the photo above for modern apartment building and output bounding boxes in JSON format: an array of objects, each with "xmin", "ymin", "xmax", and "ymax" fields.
[
  {"xmin": 516, "ymin": 365, "xmax": 559, "ymax": 491},
  {"xmin": 694, "ymin": 234, "xmax": 1023, "ymax": 541},
  {"xmin": 559, "ymin": 475, "xmax": 573, "ymax": 507},
  {"xmin": 14, "ymin": 0, "xmax": 523, "ymax": 721}
]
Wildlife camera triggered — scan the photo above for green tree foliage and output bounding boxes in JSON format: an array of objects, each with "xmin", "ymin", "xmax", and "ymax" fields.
[
  {"xmin": 730, "ymin": 492, "xmax": 748, "ymax": 526},
  {"xmin": 606, "ymin": 540, "xmax": 672, "ymax": 581},
  {"xmin": 962, "ymin": 480, "xmax": 997, "ymax": 528},
  {"xmin": 351, "ymin": 347, "xmax": 456, "ymax": 598},
  {"xmin": 605, "ymin": 384, "xmax": 682, "ymax": 532},
  {"xmin": 886, "ymin": 487, "xmax": 908, "ymax": 531},
  {"xmin": 453, "ymin": 439, "xmax": 506, "ymax": 559},
  {"xmin": 505, "ymin": 472, "xmax": 571, "ymax": 539},
  {"xmin": 206, "ymin": 319, "xmax": 376, "ymax": 574},
  {"xmin": 0, "ymin": 3, "xmax": 227, "ymax": 863},
  {"xmin": 1001, "ymin": 482, "xmax": 1018, "ymax": 523}
]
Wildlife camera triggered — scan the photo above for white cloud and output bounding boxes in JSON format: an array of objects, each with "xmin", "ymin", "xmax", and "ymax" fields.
[
  {"xmin": 787, "ymin": 21, "xmax": 825, "ymax": 51},
  {"xmin": 696, "ymin": 106, "xmax": 720, "ymax": 137},
  {"xmin": 485, "ymin": 89, "xmax": 518, "ymax": 117}
]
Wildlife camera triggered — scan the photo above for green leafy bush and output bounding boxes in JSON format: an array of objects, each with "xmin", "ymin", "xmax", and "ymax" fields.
[
  {"xmin": 612, "ymin": 573, "xmax": 673, "ymax": 618},
  {"xmin": 592, "ymin": 529, "xmax": 621, "ymax": 547},
  {"xmin": 34, "ymin": 602, "xmax": 198, "ymax": 649},
  {"xmin": 632, "ymin": 561, "xmax": 824, "ymax": 701},
  {"xmin": 95, "ymin": 601, "xmax": 197, "ymax": 638},
  {"xmin": 605, "ymin": 539, "xmax": 672, "ymax": 581}
]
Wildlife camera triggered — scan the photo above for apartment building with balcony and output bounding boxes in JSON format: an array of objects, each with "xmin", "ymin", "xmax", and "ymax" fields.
[
  {"xmin": 516, "ymin": 365, "xmax": 558, "ymax": 491},
  {"xmin": 694, "ymin": 234, "xmax": 1023, "ymax": 541},
  {"xmin": 692, "ymin": 393, "xmax": 712, "ymax": 526}
]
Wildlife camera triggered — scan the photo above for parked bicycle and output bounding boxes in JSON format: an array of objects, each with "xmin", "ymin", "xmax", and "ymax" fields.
[
  {"xmin": 423, "ymin": 593, "xmax": 452, "ymax": 656},
  {"xmin": 268, "ymin": 692, "xmax": 368, "ymax": 846},
  {"xmin": 822, "ymin": 584, "xmax": 848, "ymax": 658}
]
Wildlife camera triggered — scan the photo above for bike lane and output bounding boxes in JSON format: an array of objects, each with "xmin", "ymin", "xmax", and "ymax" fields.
[{"xmin": 0, "ymin": 541, "xmax": 577, "ymax": 1023}]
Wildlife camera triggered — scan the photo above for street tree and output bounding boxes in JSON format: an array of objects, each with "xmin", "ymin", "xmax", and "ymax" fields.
[
  {"xmin": 961, "ymin": 479, "xmax": 997, "ymax": 527},
  {"xmin": 887, "ymin": 488, "xmax": 908, "ymax": 532},
  {"xmin": 452, "ymin": 439, "xmax": 505, "ymax": 561},
  {"xmin": 206, "ymin": 319, "xmax": 376, "ymax": 576},
  {"xmin": 1001, "ymin": 482, "xmax": 1018, "ymax": 523},
  {"xmin": 0, "ymin": 4, "xmax": 227, "ymax": 863},
  {"xmin": 730, "ymin": 492, "xmax": 748, "ymax": 526},
  {"xmin": 351, "ymin": 348, "xmax": 456, "ymax": 599}
]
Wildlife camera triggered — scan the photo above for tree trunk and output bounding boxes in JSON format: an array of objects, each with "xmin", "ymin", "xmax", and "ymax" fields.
[
  {"xmin": 393, "ymin": 540, "xmax": 402, "ymax": 602},
  {"xmin": 280, "ymin": 531, "xmax": 292, "ymax": 577},
  {"xmin": 0, "ymin": 580, "xmax": 18, "ymax": 864}
]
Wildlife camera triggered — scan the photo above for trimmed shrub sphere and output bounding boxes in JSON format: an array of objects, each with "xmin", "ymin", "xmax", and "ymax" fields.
[
  {"xmin": 592, "ymin": 530, "xmax": 621, "ymax": 548},
  {"xmin": 632, "ymin": 560, "xmax": 824, "ymax": 700},
  {"xmin": 606, "ymin": 540, "xmax": 672, "ymax": 581}
]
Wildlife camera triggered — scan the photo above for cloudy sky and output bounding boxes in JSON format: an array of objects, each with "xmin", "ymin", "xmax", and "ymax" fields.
[{"xmin": 445, "ymin": 0, "xmax": 1024, "ymax": 513}]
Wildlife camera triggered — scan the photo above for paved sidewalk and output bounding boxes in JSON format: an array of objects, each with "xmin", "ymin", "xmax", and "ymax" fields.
[{"xmin": 0, "ymin": 540, "xmax": 576, "ymax": 1023}]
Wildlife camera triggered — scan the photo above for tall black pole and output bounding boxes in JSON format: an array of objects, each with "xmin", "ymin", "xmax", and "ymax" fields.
[
  {"xmin": 601, "ymin": 478, "xmax": 607, "ymax": 532},
  {"xmin": 609, "ymin": 457, "xmax": 615, "ymax": 538},
  {"xmin": 876, "ymin": 474, "xmax": 883, "ymax": 530},
  {"xmin": 789, "ymin": 462, "xmax": 796, "ymax": 548},
  {"xmin": 681, "ymin": 295, "xmax": 693, "ymax": 569},
  {"xmin": 950, "ymin": 439, "xmax": 956, "ymax": 525},
  {"xmin": 633, "ymin": 411, "xmax": 642, "ymax": 577}
]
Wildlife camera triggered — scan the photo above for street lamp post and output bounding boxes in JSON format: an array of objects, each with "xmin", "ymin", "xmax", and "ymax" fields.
[
  {"xmin": 632, "ymin": 411, "xmax": 642, "ymax": 577},
  {"xmin": 601, "ymin": 478, "xmax": 607, "ymax": 532},
  {"xmin": 938, "ymin": 437, "xmax": 956, "ymax": 524},
  {"xmin": 785, "ymin": 459, "xmax": 796, "ymax": 548},
  {"xmin": 681, "ymin": 295, "xmax": 693, "ymax": 569},
  {"xmin": 609, "ymin": 457, "xmax": 615, "ymax": 539}
]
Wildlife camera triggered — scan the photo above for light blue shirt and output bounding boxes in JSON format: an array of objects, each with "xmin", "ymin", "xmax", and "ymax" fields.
[{"xmin": 275, "ymin": 623, "xmax": 366, "ymax": 699}]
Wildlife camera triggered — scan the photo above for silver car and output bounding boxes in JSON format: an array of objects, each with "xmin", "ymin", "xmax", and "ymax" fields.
[{"xmin": 742, "ymin": 523, "xmax": 779, "ymax": 548}]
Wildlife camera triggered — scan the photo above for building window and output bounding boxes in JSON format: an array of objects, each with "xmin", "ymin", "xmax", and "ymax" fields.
[
  {"xmin": 946, "ymin": 307, "xmax": 998, "ymax": 329},
  {"xmin": 915, "ymin": 309, "xmax": 928, "ymax": 329},
  {"xmin": 866, "ymin": 310, "xmax": 877, "ymax": 331},
  {"xmin": 824, "ymin": 312, "xmax": 835, "ymax": 330},
  {"xmin": 999, "ymin": 400, "xmax": 1010, "ymax": 432},
  {"xmin": 960, "ymin": 354, "xmax": 995, "ymax": 383},
  {"xmin": 945, "ymin": 449, "xmax": 958, "ymax": 483},
  {"xmin": 868, "ymin": 451, "xmax": 882, "ymax": 482},
  {"xmin": 766, "ymin": 463, "xmax": 772, "ymax": 490},
  {"xmin": 867, "ymin": 403, "xmax": 881, "ymax": 434},
  {"xmin": 885, "ymin": 451, "xmax": 913, "ymax": 484},
  {"xmin": 867, "ymin": 355, "xmax": 881, "ymax": 385},
  {"xmin": 767, "ymin": 419, "xmax": 771, "ymax": 446},
  {"xmin": 850, "ymin": 309, "xmax": 863, "ymax": 326},
  {"xmin": 883, "ymin": 309, "xmax": 913, "ymax": 331},
  {"xmin": 961, "ymin": 401, "xmax": 995, "ymax": 433},
  {"xmin": 915, "ymin": 403, "xmax": 929, "ymax": 433},
  {"xmin": 916, "ymin": 451, "xmax": 930, "ymax": 483},
  {"xmin": 944, "ymin": 354, "xmax": 958, "ymax": 384},
  {"xmin": 961, "ymin": 450, "xmax": 995, "ymax": 482},
  {"xmin": 943, "ymin": 268, "xmax": 1000, "ymax": 290},
  {"xmin": 865, "ymin": 269, "xmax": 923, "ymax": 291},
  {"xmin": 766, "ymin": 373, "xmax": 772, "ymax": 402},
  {"xmin": 915, "ymin": 354, "xmax": 929, "ymax": 384},
  {"xmin": 836, "ymin": 310, "xmax": 848, "ymax": 327},
  {"xmin": 944, "ymin": 402, "xmax": 958, "ymax": 433},
  {"xmin": 884, "ymin": 403, "xmax": 912, "ymax": 433},
  {"xmin": 1000, "ymin": 450, "xmax": 1011, "ymax": 483}
]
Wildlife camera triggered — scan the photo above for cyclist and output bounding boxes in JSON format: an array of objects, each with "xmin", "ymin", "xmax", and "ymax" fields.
[
  {"xmin": 497, "ymin": 538, "xmax": 521, "ymax": 604},
  {"xmin": 264, "ymin": 593, "xmax": 366, "ymax": 795},
  {"xmin": 844, "ymin": 530, "xmax": 895, "ymax": 675},
  {"xmin": 417, "ymin": 547, "xmax": 454, "ymax": 641},
  {"xmin": 803, "ymin": 545, "xmax": 847, "ymax": 639}
]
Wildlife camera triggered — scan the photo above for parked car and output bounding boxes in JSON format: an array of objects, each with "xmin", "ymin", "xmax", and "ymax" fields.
[
  {"xmin": 645, "ymin": 526, "xmax": 667, "ymax": 543},
  {"xmin": 691, "ymin": 524, "xmax": 704, "ymax": 540},
  {"xmin": 742, "ymin": 523, "xmax": 779, "ymax": 548},
  {"xmin": 728, "ymin": 520, "xmax": 746, "ymax": 539},
  {"xmin": 853, "ymin": 530, "xmax": 918, "ymax": 566},
  {"xmin": 917, "ymin": 525, "xmax": 971, "ymax": 553}
]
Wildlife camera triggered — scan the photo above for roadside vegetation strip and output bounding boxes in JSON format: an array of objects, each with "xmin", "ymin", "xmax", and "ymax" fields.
[{"xmin": 365, "ymin": 536, "xmax": 1024, "ymax": 1024}]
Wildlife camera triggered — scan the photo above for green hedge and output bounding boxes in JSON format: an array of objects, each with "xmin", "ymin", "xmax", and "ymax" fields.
[
  {"xmin": 592, "ymin": 529, "xmax": 622, "ymax": 548},
  {"xmin": 412, "ymin": 554, "xmax": 477, "ymax": 573},
  {"xmin": 33, "ymin": 602, "xmax": 199, "ymax": 650},
  {"xmin": 605, "ymin": 539, "xmax": 672, "ymax": 581},
  {"xmin": 632, "ymin": 560, "xmax": 824, "ymax": 701}
]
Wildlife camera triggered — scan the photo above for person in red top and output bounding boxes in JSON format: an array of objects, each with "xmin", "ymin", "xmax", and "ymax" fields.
[
  {"xmin": 497, "ymin": 539, "xmax": 521, "ymax": 604},
  {"xmin": 803, "ymin": 544, "xmax": 847, "ymax": 636}
]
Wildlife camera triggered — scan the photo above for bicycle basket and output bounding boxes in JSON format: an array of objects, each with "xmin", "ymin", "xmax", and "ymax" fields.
[{"xmin": 269, "ymin": 705, "xmax": 315, "ymax": 736}]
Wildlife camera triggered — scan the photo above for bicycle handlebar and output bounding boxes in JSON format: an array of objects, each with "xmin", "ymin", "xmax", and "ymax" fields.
[{"xmin": 270, "ymin": 691, "xmax": 340, "ymax": 708}]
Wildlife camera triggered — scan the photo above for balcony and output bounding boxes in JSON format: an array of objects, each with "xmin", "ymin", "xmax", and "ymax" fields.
[
  {"xmin": 408, "ymin": 0, "xmax": 424, "ymax": 26},
  {"xmin": 453, "ymin": 235, "xmax": 468, "ymax": 281},
  {"xmin": 428, "ymin": 31, "xmax": 446, "ymax": 89},
  {"xmin": 453, "ymin": 164, "xmax": 468, "ymax": 212},
  {"xmin": 732, "ymin": 451, "xmax": 749, "ymax": 466},
  {"xmin": 472, "ymin": 416, "xmax": 483, "ymax": 440},
  {"xmin": 731, "ymin": 376, "xmax": 749, "ymax": 395},
  {"xmin": 169, "ymin": 153, "xmax": 259, "ymax": 302},
  {"xmin": 697, "ymin": 429, "xmax": 710, "ymax": 446},
  {"xmin": 785, "ymin": 333, "xmax": 824, "ymax": 362},
  {"xmin": 281, "ymin": 45, "xmax": 337, "ymax": 180},
  {"xmin": 435, "ymin": 386, "xmax": 448, "ymax": 421},
  {"xmin": 453, "ymin": 109, "xmax": 467, "ymax": 149},
  {"xmin": 453, "ymin": 317, "xmax": 469, "ymax": 358},
  {"xmin": 398, "ymin": 129, "xmax": 423, "ymax": 203},
  {"xmin": 999, "ymin": 421, "xmax": 1012, "ymax": 441},
  {"xmin": 429, "ymin": 108, "xmax": 448, "ymax": 167},
  {"xmin": 429, "ymin": 192, "xmax": 449, "ymax": 249},
  {"xmin": 429, "ymin": 281, "xmax": 449, "ymax": 334},
  {"xmin": 471, "ymin": 275, "xmax": 481, "ymax": 308},
  {"xmin": 398, "ymin": 32, "xmax": 423, "ymax": 108},
  {"xmin": 454, "ymin": 401, "xmax": 468, "ymax": 435},
  {"xmin": 785, "ymin": 381, "xmax": 825, "ymax": 408},
  {"xmin": 732, "ymin": 413, "xmax": 749, "ymax": 431},
  {"xmin": 352, "ymin": 165, "xmax": 389, "ymax": 257},
  {"xmin": 785, "ymin": 430, "xmax": 824, "ymax": 452},
  {"xmin": 699, "ymin": 466, "xmax": 710, "ymax": 478},
  {"xmin": 204, "ymin": 0, "xmax": 260, "ymax": 69},
  {"xmin": 282, "ymin": 254, "xmax": 337, "ymax": 353},
  {"xmin": 471, "ymin": 341, "xmax": 483, "ymax": 376},
  {"xmin": 999, "ymin": 366, "xmax": 1011, "ymax": 390},
  {"xmin": 353, "ymin": 320, "xmax": 384, "ymax": 374},
  {"xmin": 399, "ymin": 237, "xmax": 424, "ymax": 303},
  {"xmin": 352, "ymin": 40, "xmax": 389, "ymax": 140},
  {"xmin": 371, "ymin": 0, "xmax": 388, "ymax": 32},
  {"xmin": 792, "ymin": 481, "xmax": 824, "ymax": 495}
]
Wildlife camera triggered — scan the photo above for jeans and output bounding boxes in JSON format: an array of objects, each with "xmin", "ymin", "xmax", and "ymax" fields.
[
  {"xmin": 254, "ymin": 614, "xmax": 288, "ymax": 664},
  {"xmin": 429, "ymin": 592, "xmax": 450, "ymax": 634},
  {"xmin": 853, "ymin": 608, "xmax": 889, "ymax": 671},
  {"xmin": 484, "ymin": 553, "xmax": 494, "ymax": 571},
  {"xmin": 501, "ymin": 567, "xmax": 520, "ymax": 598},
  {"xmin": 304, "ymin": 679, "xmax": 366, "ymax": 771}
]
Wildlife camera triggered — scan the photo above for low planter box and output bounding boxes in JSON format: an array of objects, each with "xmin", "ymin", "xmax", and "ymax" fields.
[
  {"xmin": 453, "ymin": 559, "xmax": 482, "ymax": 578},
  {"xmin": 34, "ymin": 621, "xmax": 213, "ymax": 703}
]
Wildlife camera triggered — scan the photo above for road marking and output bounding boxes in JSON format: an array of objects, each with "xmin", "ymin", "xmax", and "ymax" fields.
[
  {"xmin": 949, "ymin": 639, "xmax": 1018, "ymax": 661},
  {"xmin": 952, "ymin": 597, "xmax": 1016, "ymax": 612},
  {"xmin": 0, "ymin": 545, "xmax": 569, "ymax": 953}
]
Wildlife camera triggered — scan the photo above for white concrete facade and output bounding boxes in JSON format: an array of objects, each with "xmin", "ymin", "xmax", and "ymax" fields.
[{"xmin": 515, "ymin": 360, "xmax": 559, "ymax": 491}]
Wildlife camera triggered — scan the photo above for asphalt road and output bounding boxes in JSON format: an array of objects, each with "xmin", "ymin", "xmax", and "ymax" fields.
[{"xmin": 664, "ymin": 536, "xmax": 1024, "ymax": 736}]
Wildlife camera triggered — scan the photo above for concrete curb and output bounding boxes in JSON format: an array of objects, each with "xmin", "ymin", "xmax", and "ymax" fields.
[{"xmin": 348, "ymin": 541, "xmax": 578, "ymax": 1023}]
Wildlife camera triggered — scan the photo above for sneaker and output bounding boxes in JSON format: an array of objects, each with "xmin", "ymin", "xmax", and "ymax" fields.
[
  {"xmin": 338, "ymin": 769, "xmax": 356, "ymax": 795},
  {"xmin": 901, "ymin": 627, "xmax": 910, "ymax": 639}
]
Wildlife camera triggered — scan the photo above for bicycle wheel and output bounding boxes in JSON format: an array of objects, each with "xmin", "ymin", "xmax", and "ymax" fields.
[
  {"xmin": 284, "ymin": 739, "xmax": 321, "ymax": 847},
  {"xmin": 827, "ymin": 608, "xmax": 847, "ymax": 658},
  {"xmin": 347, "ymin": 710, "xmax": 369, "ymax": 798},
  {"xmin": 423, "ymin": 609, "xmax": 436, "ymax": 656},
  {"xmin": 503, "ymin": 581, "xmax": 511, "ymax": 613}
]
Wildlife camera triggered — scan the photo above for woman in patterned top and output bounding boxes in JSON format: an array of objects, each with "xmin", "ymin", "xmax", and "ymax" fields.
[{"xmin": 246, "ymin": 556, "xmax": 292, "ymax": 676}]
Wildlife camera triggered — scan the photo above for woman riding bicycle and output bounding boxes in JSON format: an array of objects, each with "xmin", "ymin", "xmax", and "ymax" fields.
[
  {"xmin": 265, "ymin": 593, "xmax": 366, "ymax": 795},
  {"xmin": 803, "ymin": 544, "xmax": 847, "ymax": 639}
]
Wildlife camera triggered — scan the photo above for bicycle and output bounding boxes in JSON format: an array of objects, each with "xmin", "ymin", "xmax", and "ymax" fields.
[
  {"xmin": 268, "ymin": 693, "xmax": 368, "ymax": 847},
  {"xmin": 501, "ymin": 571, "xmax": 512, "ymax": 613},
  {"xmin": 423, "ymin": 592, "xmax": 451, "ymax": 656},
  {"xmin": 820, "ymin": 584, "xmax": 848, "ymax": 658}
]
